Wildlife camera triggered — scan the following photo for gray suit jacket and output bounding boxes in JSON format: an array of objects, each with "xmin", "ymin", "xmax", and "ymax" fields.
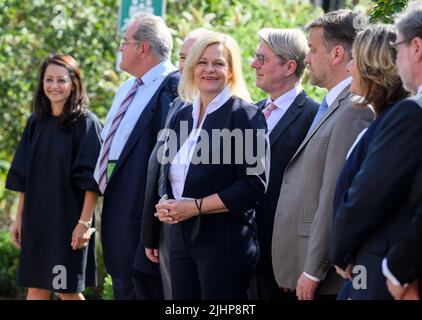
[{"xmin": 271, "ymin": 85, "xmax": 374, "ymax": 294}]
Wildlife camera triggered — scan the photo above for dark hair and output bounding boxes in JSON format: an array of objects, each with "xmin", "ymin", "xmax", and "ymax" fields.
[
  {"xmin": 306, "ymin": 9, "xmax": 364, "ymax": 59},
  {"xmin": 354, "ymin": 25, "xmax": 410, "ymax": 114},
  {"xmin": 33, "ymin": 54, "xmax": 88, "ymax": 129}
]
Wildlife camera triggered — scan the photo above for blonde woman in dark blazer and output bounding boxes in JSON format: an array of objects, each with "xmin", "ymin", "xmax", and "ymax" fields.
[{"xmin": 155, "ymin": 32, "xmax": 269, "ymax": 299}]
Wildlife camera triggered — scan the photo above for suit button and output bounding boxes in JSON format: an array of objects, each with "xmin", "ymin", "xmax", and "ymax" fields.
[{"xmin": 323, "ymin": 260, "xmax": 331, "ymax": 272}]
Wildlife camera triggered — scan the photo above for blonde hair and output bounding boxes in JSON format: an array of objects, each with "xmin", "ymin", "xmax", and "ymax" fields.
[
  {"xmin": 354, "ymin": 24, "xmax": 409, "ymax": 114},
  {"xmin": 178, "ymin": 32, "xmax": 251, "ymax": 103}
]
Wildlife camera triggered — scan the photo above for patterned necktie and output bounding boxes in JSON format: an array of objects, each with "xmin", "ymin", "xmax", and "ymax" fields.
[
  {"xmin": 98, "ymin": 78, "xmax": 143, "ymax": 193},
  {"xmin": 263, "ymin": 102, "xmax": 278, "ymax": 119},
  {"xmin": 307, "ymin": 96, "xmax": 328, "ymax": 134}
]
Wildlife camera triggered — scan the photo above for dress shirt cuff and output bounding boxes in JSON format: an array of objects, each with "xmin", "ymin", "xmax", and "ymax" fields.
[
  {"xmin": 303, "ymin": 272, "xmax": 321, "ymax": 282},
  {"xmin": 382, "ymin": 258, "xmax": 408, "ymax": 287}
]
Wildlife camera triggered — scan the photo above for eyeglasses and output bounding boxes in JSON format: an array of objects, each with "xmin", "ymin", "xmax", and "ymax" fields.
[
  {"xmin": 254, "ymin": 52, "xmax": 269, "ymax": 65},
  {"xmin": 120, "ymin": 39, "xmax": 141, "ymax": 47},
  {"xmin": 390, "ymin": 38, "xmax": 410, "ymax": 49}
]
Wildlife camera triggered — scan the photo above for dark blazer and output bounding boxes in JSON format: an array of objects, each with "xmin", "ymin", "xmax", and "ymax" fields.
[
  {"xmin": 140, "ymin": 97, "xmax": 186, "ymax": 249},
  {"xmin": 255, "ymin": 91, "xmax": 318, "ymax": 276},
  {"xmin": 162, "ymin": 96, "xmax": 268, "ymax": 218},
  {"xmin": 101, "ymin": 71, "xmax": 180, "ymax": 279},
  {"xmin": 332, "ymin": 96, "xmax": 422, "ymax": 299},
  {"xmin": 331, "ymin": 103, "xmax": 394, "ymax": 300},
  {"xmin": 162, "ymin": 96, "xmax": 268, "ymax": 298},
  {"xmin": 386, "ymin": 167, "xmax": 422, "ymax": 286}
]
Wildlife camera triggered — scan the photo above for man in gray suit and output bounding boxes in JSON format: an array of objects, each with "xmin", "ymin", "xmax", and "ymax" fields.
[
  {"xmin": 140, "ymin": 28, "xmax": 213, "ymax": 300},
  {"xmin": 271, "ymin": 10, "xmax": 374, "ymax": 300}
]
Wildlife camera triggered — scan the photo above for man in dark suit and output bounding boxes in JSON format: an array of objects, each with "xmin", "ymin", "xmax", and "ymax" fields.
[
  {"xmin": 382, "ymin": 2, "xmax": 422, "ymax": 300},
  {"xmin": 141, "ymin": 28, "xmax": 213, "ymax": 300},
  {"xmin": 249, "ymin": 28, "xmax": 318, "ymax": 299},
  {"xmin": 94, "ymin": 13, "xmax": 179, "ymax": 300},
  {"xmin": 385, "ymin": 199, "xmax": 422, "ymax": 300},
  {"xmin": 332, "ymin": 2, "xmax": 422, "ymax": 299}
]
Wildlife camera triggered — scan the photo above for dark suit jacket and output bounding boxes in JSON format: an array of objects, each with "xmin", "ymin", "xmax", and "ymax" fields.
[
  {"xmin": 332, "ymin": 96, "xmax": 422, "ymax": 299},
  {"xmin": 254, "ymin": 90, "xmax": 318, "ymax": 274},
  {"xmin": 162, "ymin": 96, "xmax": 268, "ymax": 239},
  {"xmin": 386, "ymin": 166, "xmax": 422, "ymax": 285},
  {"xmin": 140, "ymin": 97, "xmax": 185, "ymax": 250},
  {"xmin": 101, "ymin": 71, "xmax": 179, "ymax": 279}
]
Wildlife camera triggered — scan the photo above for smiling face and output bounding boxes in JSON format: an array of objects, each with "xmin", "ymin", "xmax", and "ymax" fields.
[
  {"xmin": 194, "ymin": 43, "xmax": 231, "ymax": 98},
  {"xmin": 43, "ymin": 63, "xmax": 72, "ymax": 109}
]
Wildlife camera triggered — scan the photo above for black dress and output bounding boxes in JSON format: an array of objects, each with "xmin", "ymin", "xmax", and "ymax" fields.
[{"xmin": 5, "ymin": 111, "xmax": 102, "ymax": 293}]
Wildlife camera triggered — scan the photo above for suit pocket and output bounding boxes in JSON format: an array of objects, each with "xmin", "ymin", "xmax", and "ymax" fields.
[{"xmin": 297, "ymin": 222, "xmax": 312, "ymax": 237}]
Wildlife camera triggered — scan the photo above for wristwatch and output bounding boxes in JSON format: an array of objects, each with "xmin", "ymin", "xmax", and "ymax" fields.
[{"xmin": 78, "ymin": 219, "xmax": 92, "ymax": 229}]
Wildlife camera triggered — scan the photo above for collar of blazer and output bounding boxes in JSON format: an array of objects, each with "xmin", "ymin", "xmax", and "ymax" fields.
[
  {"xmin": 268, "ymin": 90, "xmax": 307, "ymax": 146},
  {"xmin": 256, "ymin": 91, "xmax": 307, "ymax": 146},
  {"xmin": 288, "ymin": 84, "xmax": 352, "ymax": 164}
]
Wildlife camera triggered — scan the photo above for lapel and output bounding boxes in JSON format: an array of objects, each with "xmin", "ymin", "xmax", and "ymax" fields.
[
  {"xmin": 256, "ymin": 99, "xmax": 267, "ymax": 110},
  {"xmin": 163, "ymin": 107, "xmax": 194, "ymax": 198},
  {"xmin": 290, "ymin": 84, "xmax": 351, "ymax": 162},
  {"xmin": 268, "ymin": 91, "xmax": 307, "ymax": 147},
  {"xmin": 109, "ymin": 73, "xmax": 173, "ymax": 182}
]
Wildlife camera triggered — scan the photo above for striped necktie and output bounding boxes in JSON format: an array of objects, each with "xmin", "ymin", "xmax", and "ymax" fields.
[{"xmin": 98, "ymin": 78, "xmax": 143, "ymax": 193}]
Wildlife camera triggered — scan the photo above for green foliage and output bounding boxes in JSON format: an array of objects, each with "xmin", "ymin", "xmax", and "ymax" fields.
[
  {"xmin": 101, "ymin": 274, "xmax": 114, "ymax": 300},
  {"xmin": 369, "ymin": 0, "xmax": 408, "ymax": 23},
  {"xmin": 0, "ymin": 229, "xmax": 24, "ymax": 298}
]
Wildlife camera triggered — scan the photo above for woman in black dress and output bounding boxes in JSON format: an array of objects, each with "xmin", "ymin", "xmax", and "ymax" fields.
[{"xmin": 6, "ymin": 55, "xmax": 102, "ymax": 299}]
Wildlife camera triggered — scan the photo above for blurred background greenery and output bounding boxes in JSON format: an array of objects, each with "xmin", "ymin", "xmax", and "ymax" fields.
[{"xmin": 0, "ymin": 0, "xmax": 407, "ymax": 299}]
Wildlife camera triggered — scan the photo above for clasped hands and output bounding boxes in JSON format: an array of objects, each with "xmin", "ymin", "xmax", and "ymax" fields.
[{"xmin": 155, "ymin": 198, "xmax": 199, "ymax": 224}]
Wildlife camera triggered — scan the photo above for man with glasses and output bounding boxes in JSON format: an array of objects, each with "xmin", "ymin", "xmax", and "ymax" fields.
[
  {"xmin": 271, "ymin": 10, "xmax": 373, "ymax": 300},
  {"xmin": 249, "ymin": 28, "xmax": 318, "ymax": 299},
  {"xmin": 384, "ymin": 3, "xmax": 422, "ymax": 300},
  {"xmin": 94, "ymin": 12, "xmax": 179, "ymax": 300}
]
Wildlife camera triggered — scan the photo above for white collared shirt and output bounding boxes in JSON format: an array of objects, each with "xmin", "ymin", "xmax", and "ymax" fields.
[
  {"xmin": 382, "ymin": 258, "xmax": 408, "ymax": 287},
  {"xmin": 169, "ymin": 87, "xmax": 232, "ymax": 200},
  {"xmin": 418, "ymin": 84, "xmax": 422, "ymax": 94},
  {"xmin": 94, "ymin": 60, "xmax": 177, "ymax": 183},
  {"xmin": 264, "ymin": 85, "xmax": 303, "ymax": 132},
  {"xmin": 325, "ymin": 76, "xmax": 352, "ymax": 108}
]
